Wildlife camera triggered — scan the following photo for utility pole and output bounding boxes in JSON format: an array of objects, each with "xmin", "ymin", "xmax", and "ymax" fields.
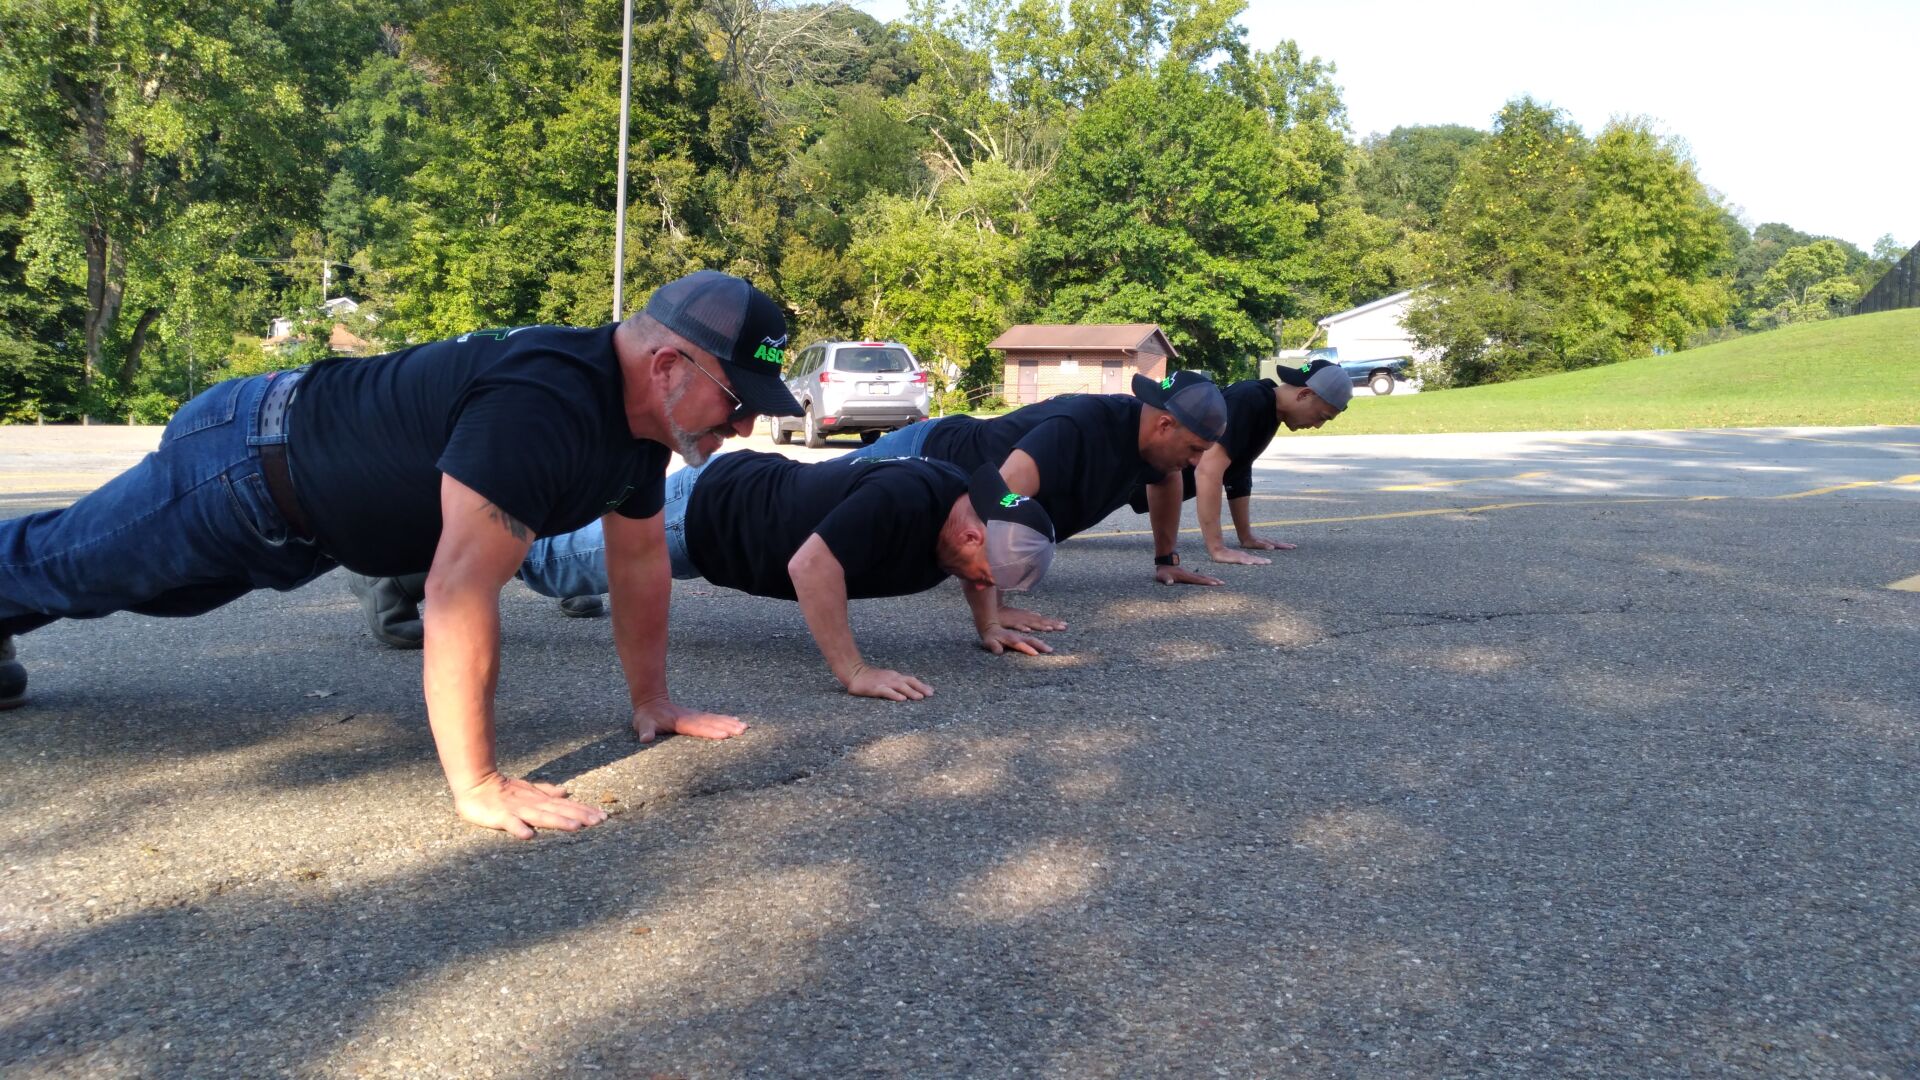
[{"xmin": 611, "ymin": 0, "xmax": 635, "ymax": 321}]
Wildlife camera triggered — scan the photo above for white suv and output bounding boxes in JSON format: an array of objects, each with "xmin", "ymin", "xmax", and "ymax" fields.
[{"xmin": 771, "ymin": 340, "xmax": 931, "ymax": 448}]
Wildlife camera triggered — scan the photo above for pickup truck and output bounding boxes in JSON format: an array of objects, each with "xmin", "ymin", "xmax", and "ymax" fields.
[{"xmin": 1340, "ymin": 357, "xmax": 1413, "ymax": 396}]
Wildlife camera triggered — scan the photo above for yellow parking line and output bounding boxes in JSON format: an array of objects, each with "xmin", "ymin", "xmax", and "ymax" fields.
[
  {"xmin": 1711, "ymin": 429, "xmax": 1920, "ymax": 450},
  {"xmin": 1088, "ymin": 495, "xmax": 1725, "ymax": 539},
  {"xmin": 1889, "ymin": 574, "xmax": 1920, "ymax": 592},
  {"xmin": 1773, "ymin": 474, "xmax": 1920, "ymax": 500},
  {"xmin": 1379, "ymin": 470, "xmax": 1548, "ymax": 491}
]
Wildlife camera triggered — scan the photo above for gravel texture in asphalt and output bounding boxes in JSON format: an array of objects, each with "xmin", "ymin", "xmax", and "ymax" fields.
[{"xmin": 1, "ymin": 425, "xmax": 1916, "ymax": 1077}]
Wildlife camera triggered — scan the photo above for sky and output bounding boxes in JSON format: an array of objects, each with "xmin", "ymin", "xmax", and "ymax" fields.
[{"xmin": 850, "ymin": 0, "xmax": 1918, "ymax": 253}]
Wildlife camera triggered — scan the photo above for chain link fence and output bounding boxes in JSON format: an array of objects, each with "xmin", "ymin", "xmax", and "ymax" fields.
[{"xmin": 1855, "ymin": 240, "xmax": 1920, "ymax": 315}]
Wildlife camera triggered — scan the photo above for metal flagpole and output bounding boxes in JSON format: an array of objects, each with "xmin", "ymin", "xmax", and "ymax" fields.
[{"xmin": 611, "ymin": 0, "xmax": 635, "ymax": 320}]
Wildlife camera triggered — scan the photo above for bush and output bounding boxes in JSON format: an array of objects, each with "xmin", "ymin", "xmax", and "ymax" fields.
[{"xmin": 125, "ymin": 392, "xmax": 180, "ymax": 425}]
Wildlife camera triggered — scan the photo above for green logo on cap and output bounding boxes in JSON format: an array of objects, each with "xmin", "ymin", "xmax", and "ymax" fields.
[
  {"xmin": 1300, "ymin": 362, "xmax": 1312, "ymax": 372},
  {"xmin": 1160, "ymin": 376, "xmax": 1173, "ymax": 389},
  {"xmin": 754, "ymin": 342, "xmax": 785, "ymax": 366},
  {"xmin": 999, "ymin": 493, "xmax": 1026, "ymax": 508}
]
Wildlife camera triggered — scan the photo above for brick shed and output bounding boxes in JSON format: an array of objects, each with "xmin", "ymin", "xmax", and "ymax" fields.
[{"xmin": 988, "ymin": 324, "xmax": 1176, "ymax": 405}]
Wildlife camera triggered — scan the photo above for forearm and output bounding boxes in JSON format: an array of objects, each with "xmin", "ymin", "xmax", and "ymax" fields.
[
  {"xmin": 421, "ymin": 584, "xmax": 506, "ymax": 793},
  {"xmin": 608, "ymin": 535, "xmax": 672, "ymax": 709},
  {"xmin": 1197, "ymin": 483, "xmax": 1229, "ymax": 554},
  {"xmin": 1228, "ymin": 496, "xmax": 1258, "ymax": 543},
  {"xmin": 964, "ymin": 580, "xmax": 1003, "ymax": 633},
  {"xmin": 792, "ymin": 567, "xmax": 865, "ymax": 687},
  {"xmin": 1146, "ymin": 474, "xmax": 1183, "ymax": 558}
]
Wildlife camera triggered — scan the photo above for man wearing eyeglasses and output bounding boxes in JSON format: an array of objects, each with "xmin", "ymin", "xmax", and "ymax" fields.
[{"xmin": 0, "ymin": 270, "xmax": 803, "ymax": 840}]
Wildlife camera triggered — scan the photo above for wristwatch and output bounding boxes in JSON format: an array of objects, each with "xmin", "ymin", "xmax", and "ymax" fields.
[{"xmin": 1154, "ymin": 552, "xmax": 1180, "ymax": 567}]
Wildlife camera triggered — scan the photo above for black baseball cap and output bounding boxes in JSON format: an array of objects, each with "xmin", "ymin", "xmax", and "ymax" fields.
[
  {"xmin": 968, "ymin": 464, "xmax": 1056, "ymax": 594},
  {"xmin": 1275, "ymin": 358, "xmax": 1353, "ymax": 412},
  {"xmin": 1132, "ymin": 370, "xmax": 1228, "ymax": 443},
  {"xmin": 643, "ymin": 270, "xmax": 804, "ymax": 417}
]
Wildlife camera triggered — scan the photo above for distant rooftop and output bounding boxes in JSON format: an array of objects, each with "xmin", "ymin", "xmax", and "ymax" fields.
[{"xmin": 988, "ymin": 324, "xmax": 1178, "ymax": 358}]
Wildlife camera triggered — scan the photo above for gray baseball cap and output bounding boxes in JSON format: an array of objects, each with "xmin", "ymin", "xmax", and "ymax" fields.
[
  {"xmin": 1276, "ymin": 358, "xmax": 1353, "ymax": 412},
  {"xmin": 643, "ymin": 270, "xmax": 804, "ymax": 417},
  {"xmin": 1131, "ymin": 370, "xmax": 1229, "ymax": 443},
  {"xmin": 968, "ymin": 464, "xmax": 1056, "ymax": 594}
]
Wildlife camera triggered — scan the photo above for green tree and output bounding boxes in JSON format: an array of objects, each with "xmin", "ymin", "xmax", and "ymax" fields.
[
  {"xmin": 0, "ymin": 135, "xmax": 87, "ymax": 418},
  {"xmin": 1352, "ymin": 124, "xmax": 1486, "ymax": 230},
  {"xmin": 1406, "ymin": 100, "xmax": 1728, "ymax": 387},
  {"xmin": 848, "ymin": 190, "xmax": 1027, "ymax": 401},
  {"xmin": 1404, "ymin": 98, "xmax": 1591, "ymax": 385},
  {"xmin": 1025, "ymin": 65, "xmax": 1312, "ymax": 374},
  {"xmin": 0, "ymin": 0, "xmax": 379, "ymax": 415},
  {"xmin": 351, "ymin": 0, "xmax": 725, "ymax": 341},
  {"xmin": 1754, "ymin": 239, "xmax": 1858, "ymax": 325},
  {"xmin": 1580, "ymin": 119, "xmax": 1730, "ymax": 349}
]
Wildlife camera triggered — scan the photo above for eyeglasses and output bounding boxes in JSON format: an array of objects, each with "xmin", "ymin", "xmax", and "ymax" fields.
[{"xmin": 679, "ymin": 351, "xmax": 751, "ymax": 424}]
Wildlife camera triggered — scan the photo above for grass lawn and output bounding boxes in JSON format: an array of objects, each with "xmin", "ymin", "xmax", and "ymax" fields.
[{"xmin": 1304, "ymin": 308, "xmax": 1920, "ymax": 435}]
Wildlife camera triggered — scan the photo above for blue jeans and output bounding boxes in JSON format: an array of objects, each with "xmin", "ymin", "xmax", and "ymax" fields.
[
  {"xmin": 835, "ymin": 417, "xmax": 942, "ymax": 462},
  {"xmin": 517, "ymin": 459, "xmax": 707, "ymax": 597},
  {"xmin": 0, "ymin": 373, "xmax": 337, "ymax": 638}
]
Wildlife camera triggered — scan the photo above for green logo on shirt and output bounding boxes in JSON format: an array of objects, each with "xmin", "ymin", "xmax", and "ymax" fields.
[{"xmin": 603, "ymin": 485, "xmax": 634, "ymax": 510}]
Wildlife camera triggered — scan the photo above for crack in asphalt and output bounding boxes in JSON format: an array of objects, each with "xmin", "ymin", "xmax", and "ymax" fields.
[{"xmin": 1299, "ymin": 601, "xmax": 1636, "ymax": 648}]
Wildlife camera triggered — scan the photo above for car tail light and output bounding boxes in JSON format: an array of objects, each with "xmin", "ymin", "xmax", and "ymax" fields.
[
  {"xmin": 819, "ymin": 371, "xmax": 837, "ymax": 384},
  {"xmin": 910, "ymin": 371, "xmax": 927, "ymax": 384}
]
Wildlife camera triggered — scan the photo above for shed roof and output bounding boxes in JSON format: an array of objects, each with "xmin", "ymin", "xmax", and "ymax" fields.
[
  {"xmin": 988, "ymin": 324, "xmax": 1178, "ymax": 358},
  {"xmin": 1317, "ymin": 290, "xmax": 1414, "ymax": 328}
]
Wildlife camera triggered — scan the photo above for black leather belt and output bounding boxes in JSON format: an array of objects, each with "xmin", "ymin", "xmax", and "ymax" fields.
[{"xmin": 257, "ymin": 369, "xmax": 315, "ymax": 540}]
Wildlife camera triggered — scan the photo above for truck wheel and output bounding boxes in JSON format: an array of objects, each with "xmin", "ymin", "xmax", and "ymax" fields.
[
  {"xmin": 804, "ymin": 407, "xmax": 826, "ymax": 448},
  {"xmin": 1370, "ymin": 372, "xmax": 1395, "ymax": 396},
  {"xmin": 860, "ymin": 430, "xmax": 882, "ymax": 445}
]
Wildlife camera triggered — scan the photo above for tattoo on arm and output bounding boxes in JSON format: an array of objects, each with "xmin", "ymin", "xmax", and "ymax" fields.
[{"xmin": 484, "ymin": 502, "xmax": 531, "ymax": 542}]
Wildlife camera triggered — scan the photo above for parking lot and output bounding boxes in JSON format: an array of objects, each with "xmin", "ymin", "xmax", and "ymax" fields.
[{"xmin": 2, "ymin": 423, "xmax": 1917, "ymax": 1077}]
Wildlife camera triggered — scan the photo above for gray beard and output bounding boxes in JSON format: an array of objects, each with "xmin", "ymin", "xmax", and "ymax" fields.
[{"xmin": 664, "ymin": 378, "xmax": 717, "ymax": 466}]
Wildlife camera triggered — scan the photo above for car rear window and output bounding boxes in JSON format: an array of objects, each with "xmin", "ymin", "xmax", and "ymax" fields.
[{"xmin": 832, "ymin": 347, "xmax": 913, "ymax": 374}]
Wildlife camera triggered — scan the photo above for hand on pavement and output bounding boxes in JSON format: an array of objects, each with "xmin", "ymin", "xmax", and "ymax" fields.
[
  {"xmin": 1155, "ymin": 564, "xmax": 1225, "ymax": 586},
  {"xmin": 1208, "ymin": 547, "xmax": 1271, "ymax": 566},
  {"xmin": 846, "ymin": 665, "xmax": 934, "ymax": 701},
  {"xmin": 979, "ymin": 626, "xmax": 1054, "ymax": 656},
  {"xmin": 632, "ymin": 698, "xmax": 749, "ymax": 743},
  {"xmin": 453, "ymin": 772, "xmax": 607, "ymax": 840}
]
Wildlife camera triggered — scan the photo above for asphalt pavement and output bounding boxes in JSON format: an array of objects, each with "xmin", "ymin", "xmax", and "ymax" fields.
[{"xmin": 1, "ymin": 423, "xmax": 1916, "ymax": 1078}]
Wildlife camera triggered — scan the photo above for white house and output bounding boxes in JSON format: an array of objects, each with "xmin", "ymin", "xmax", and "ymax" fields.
[
  {"xmin": 268, "ymin": 297, "xmax": 364, "ymax": 340},
  {"xmin": 1316, "ymin": 290, "xmax": 1431, "ymax": 364}
]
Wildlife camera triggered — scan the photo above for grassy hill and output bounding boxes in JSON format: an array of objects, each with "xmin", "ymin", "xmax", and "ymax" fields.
[{"xmin": 1317, "ymin": 309, "xmax": 1920, "ymax": 435}]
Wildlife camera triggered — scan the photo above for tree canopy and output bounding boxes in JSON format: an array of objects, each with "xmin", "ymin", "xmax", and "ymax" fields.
[{"xmin": 0, "ymin": 0, "xmax": 1905, "ymax": 418}]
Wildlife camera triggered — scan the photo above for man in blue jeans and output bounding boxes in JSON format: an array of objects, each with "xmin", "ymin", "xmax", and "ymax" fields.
[
  {"xmin": 0, "ymin": 270, "xmax": 802, "ymax": 840},
  {"xmin": 518, "ymin": 451, "xmax": 1058, "ymax": 699},
  {"xmin": 359, "ymin": 370, "xmax": 1226, "ymax": 644}
]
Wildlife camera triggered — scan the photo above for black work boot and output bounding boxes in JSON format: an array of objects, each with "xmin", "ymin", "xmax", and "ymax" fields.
[
  {"xmin": 345, "ymin": 572, "xmax": 428, "ymax": 649},
  {"xmin": 557, "ymin": 595, "xmax": 606, "ymax": 618},
  {"xmin": 0, "ymin": 635, "xmax": 25, "ymax": 710}
]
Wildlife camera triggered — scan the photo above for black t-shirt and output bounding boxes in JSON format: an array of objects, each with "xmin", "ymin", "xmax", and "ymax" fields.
[
  {"xmin": 288, "ymin": 324, "xmax": 670, "ymax": 575},
  {"xmin": 1127, "ymin": 378, "xmax": 1281, "ymax": 511},
  {"xmin": 684, "ymin": 451, "xmax": 968, "ymax": 600},
  {"xmin": 922, "ymin": 395, "xmax": 1161, "ymax": 540}
]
